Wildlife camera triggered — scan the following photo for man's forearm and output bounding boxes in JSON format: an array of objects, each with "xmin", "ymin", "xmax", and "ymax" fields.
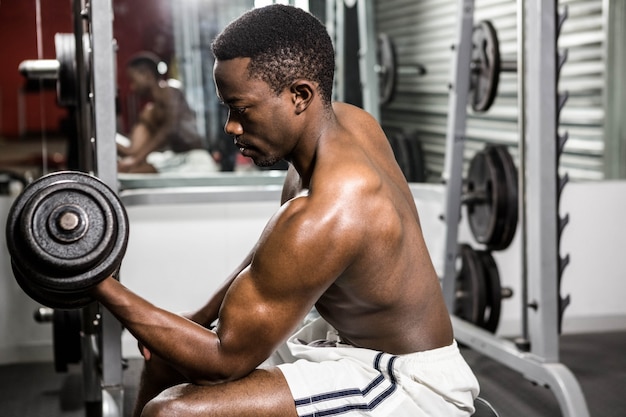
[
  {"xmin": 92, "ymin": 278, "xmax": 234, "ymax": 384},
  {"xmin": 133, "ymin": 129, "xmax": 169, "ymax": 162}
]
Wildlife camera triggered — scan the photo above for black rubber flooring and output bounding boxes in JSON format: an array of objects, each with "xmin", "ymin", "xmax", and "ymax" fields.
[
  {"xmin": 0, "ymin": 331, "xmax": 624, "ymax": 417},
  {"xmin": 462, "ymin": 331, "xmax": 626, "ymax": 417}
]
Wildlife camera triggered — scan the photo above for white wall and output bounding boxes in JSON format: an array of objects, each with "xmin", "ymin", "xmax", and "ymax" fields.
[
  {"xmin": 1, "ymin": 181, "xmax": 625, "ymax": 364},
  {"xmin": 0, "ymin": 198, "xmax": 55, "ymax": 363}
]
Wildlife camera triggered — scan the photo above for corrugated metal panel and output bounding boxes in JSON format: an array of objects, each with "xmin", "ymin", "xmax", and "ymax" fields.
[{"xmin": 375, "ymin": 0, "xmax": 606, "ymax": 181}]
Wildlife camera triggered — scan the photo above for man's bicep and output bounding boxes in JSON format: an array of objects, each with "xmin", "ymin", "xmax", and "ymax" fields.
[
  {"xmin": 214, "ymin": 199, "xmax": 352, "ymax": 373},
  {"xmin": 214, "ymin": 266, "xmax": 314, "ymax": 371}
]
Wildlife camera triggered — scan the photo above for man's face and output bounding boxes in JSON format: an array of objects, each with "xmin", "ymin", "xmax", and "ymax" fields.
[
  {"xmin": 127, "ymin": 67, "xmax": 153, "ymax": 97},
  {"xmin": 213, "ymin": 58, "xmax": 295, "ymax": 167}
]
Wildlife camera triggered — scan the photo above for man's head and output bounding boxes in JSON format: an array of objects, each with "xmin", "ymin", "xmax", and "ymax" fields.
[
  {"xmin": 126, "ymin": 52, "xmax": 162, "ymax": 96},
  {"xmin": 211, "ymin": 5, "xmax": 335, "ymax": 106}
]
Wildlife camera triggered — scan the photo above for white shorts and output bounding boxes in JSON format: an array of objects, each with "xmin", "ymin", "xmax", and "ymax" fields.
[
  {"xmin": 146, "ymin": 149, "xmax": 218, "ymax": 173},
  {"xmin": 273, "ymin": 318, "xmax": 479, "ymax": 417}
]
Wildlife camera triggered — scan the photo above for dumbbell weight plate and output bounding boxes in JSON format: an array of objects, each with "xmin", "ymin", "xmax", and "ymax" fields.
[
  {"xmin": 6, "ymin": 171, "xmax": 128, "ymax": 309},
  {"xmin": 12, "ymin": 259, "xmax": 95, "ymax": 309}
]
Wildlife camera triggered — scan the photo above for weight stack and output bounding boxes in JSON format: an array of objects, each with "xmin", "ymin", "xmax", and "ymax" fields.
[{"xmin": 556, "ymin": 7, "xmax": 571, "ymax": 334}]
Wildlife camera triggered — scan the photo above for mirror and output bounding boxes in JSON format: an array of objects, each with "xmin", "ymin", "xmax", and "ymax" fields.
[
  {"xmin": 0, "ymin": 0, "xmax": 623, "ymax": 195},
  {"xmin": 114, "ymin": 0, "xmax": 286, "ymax": 179}
]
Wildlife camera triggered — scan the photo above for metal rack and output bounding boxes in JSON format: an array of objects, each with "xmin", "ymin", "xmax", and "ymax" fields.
[
  {"xmin": 78, "ymin": 0, "xmax": 124, "ymax": 415},
  {"xmin": 440, "ymin": 1, "xmax": 590, "ymax": 416}
]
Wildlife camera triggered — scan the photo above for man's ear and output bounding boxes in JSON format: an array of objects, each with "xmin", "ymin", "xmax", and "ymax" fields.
[{"xmin": 290, "ymin": 80, "xmax": 315, "ymax": 114}]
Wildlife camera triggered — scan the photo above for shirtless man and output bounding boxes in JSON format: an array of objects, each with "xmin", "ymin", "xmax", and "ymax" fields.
[
  {"xmin": 92, "ymin": 5, "xmax": 478, "ymax": 416},
  {"xmin": 117, "ymin": 52, "xmax": 215, "ymax": 173}
]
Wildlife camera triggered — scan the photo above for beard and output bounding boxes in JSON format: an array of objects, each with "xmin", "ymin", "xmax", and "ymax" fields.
[{"xmin": 253, "ymin": 154, "xmax": 282, "ymax": 168}]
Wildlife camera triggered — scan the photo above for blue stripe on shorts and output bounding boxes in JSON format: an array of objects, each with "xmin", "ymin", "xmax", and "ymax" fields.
[{"xmin": 293, "ymin": 352, "xmax": 399, "ymax": 417}]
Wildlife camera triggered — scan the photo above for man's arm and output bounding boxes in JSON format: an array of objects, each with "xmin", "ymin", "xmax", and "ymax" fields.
[
  {"xmin": 189, "ymin": 169, "xmax": 298, "ymax": 327},
  {"xmin": 120, "ymin": 89, "xmax": 181, "ymax": 168},
  {"xmin": 92, "ymin": 192, "xmax": 353, "ymax": 384}
]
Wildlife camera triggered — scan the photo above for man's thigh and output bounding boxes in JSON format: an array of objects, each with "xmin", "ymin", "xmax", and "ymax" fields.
[{"xmin": 141, "ymin": 367, "xmax": 298, "ymax": 417}]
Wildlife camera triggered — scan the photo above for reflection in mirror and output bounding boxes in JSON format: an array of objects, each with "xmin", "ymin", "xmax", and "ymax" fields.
[{"xmin": 114, "ymin": 0, "xmax": 308, "ymax": 183}]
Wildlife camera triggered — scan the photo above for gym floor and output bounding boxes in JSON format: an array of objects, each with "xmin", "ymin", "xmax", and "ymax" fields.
[{"xmin": 0, "ymin": 330, "xmax": 623, "ymax": 417}]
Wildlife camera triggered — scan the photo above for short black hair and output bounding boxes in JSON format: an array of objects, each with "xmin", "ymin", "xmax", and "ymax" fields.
[
  {"xmin": 211, "ymin": 4, "xmax": 335, "ymax": 105},
  {"xmin": 127, "ymin": 52, "xmax": 162, "ymax": 79}
]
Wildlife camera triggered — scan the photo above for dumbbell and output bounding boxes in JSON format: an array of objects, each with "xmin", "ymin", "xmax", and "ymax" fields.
[{"xmin": 5, "ymin": 171, "xmax": 128, "ymax": 309}]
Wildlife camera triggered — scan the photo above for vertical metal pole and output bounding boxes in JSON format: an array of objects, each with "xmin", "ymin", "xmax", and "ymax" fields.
[
  {"xmin": 441, "ymin": 0, "xmax": 475, "ymax": 310},
  {"xmin": 91, "ymin": 0, "xmax": 118, "ymax": 187},
  {"xmin": 90, "ymin": 0, "xmax": 124, "ymax": 415},
  {"xmin": 73, "ymin": 0, "xmax": 94, "ymax": 172},
  {"xmin": 327, "ymin": 0, "xmax": 346, "ymax": 103},
  {"xmin": 76, "ymin": 0, "xmax": 102, "ymax": 412},
  {"xmin": 178, "ymin": 0, "xmax": 207, "ymax": 140},
  {"xmin": 602, "ymin": 0, "xmax": 626, "ymax": 179},
  {"xmin": 356, "ymin": 0, "xmax": 380, "ymax": 121},
  {"xmin": 515, "ymin": 0, "xmax": 530, "ymax": 349},
  {"xmin": 524, "ymin": 0, "xmax": 560, "ymax": 362}
]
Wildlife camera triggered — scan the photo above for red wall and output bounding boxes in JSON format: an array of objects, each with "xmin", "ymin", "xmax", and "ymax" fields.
[
  {"xmin": 0, "ymin": 0, "xmax": 72, "ymax": 138},
  {"xmin": 0, "ymin": 0, "xmax": 173, "ymax": 138}
]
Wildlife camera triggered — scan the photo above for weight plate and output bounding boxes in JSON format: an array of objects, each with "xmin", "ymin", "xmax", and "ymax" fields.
[
  {"xmin": 6, "ymin": 171, "xmax": 128, "ymax": 308},
  {"xmin": 12, "ymin": 260, "xmax": 95, "ymax": 309},
  {"xmin": 465, "ymin": 145, "xmax": 518, "ymax": 249},
  {"xmin": 476, "ymin": 250, "xmax": 502, "ymax": 333},
  {"xmin": 465, "ymin": 149, "xmax": 501, "ymax": 245},
  {"xmin": 470, "ymin": 20, "xmax": 501, "ymax": 112},
  {"xmin": 55, "ymin": 33, "xmax": 91, "ymax": 107},
  {"xmin": 377, "ymin": 33, "xmax": 397, "ymax": 106},
  {"xmin": 486, "ymin": 145, "xmax": 518, "ymax": 250},
  {"xmin": 454, "ymin": 244, "xmax": 487, "ymax": 325},
  {"xmin": 405, "ymin": 132, "xmax": 426, "ymax": 183},
  {"xmin": 20, "ymin": 181, "xmax": 115, "ymax": 275},
  {"xmin": 393, "ymin": 132, "xmax": 413, "ymax": 182},
  {"xmin": 55, "ymin": 34, "xmax": 77, "ymax": 107}
]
